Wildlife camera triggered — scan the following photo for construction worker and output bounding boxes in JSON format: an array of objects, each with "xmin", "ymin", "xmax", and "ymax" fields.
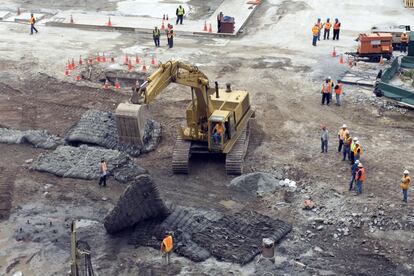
[
  {"xmin": 312, "ymin": 24, "xmax": 319, "ymax": 46},
  {"xmin": 213, "ymin": 122, "xmax": 224, "ymax": 144},
  {"xmin": 400, "ymin": 170, "xmax": 410, "ymax": 203},
  {"xmin": 349, "ymin": 160, "xmax": 359, "ymax": 191},
  {"xmin": 176, "ymin": 5, "xmax": 185, "ymax": 25},
  {"xmin": 98, "ymin": 158, "xmax": 108, "ymax": 187},
  {"xmin": 355, "ymin": 163, "xmax": 365, "ymax": 195},
  {"xmin": 334, "ymin": 80, "xmax": 343, "ymax": 106},
  {"xmin": 167, "ymin": 28, "xmax": 174, "ymax": 48},
  {"xmin": 320, "ymin": 125, "xmax": 329, "ymax": 153},
  {"xmin": 217, "ymin": 12, "xmax": 224, "ymax": 33},
  {"xmin": 333, "ymin": 18, "xmax": 341, "ymax": 40},
  {"xmin": 316, "ymin": 18, "xmax": 323, "ymax": 41},
  {"xmin": 343, "ymin": 133, "xmax": 352, "ymax": 161},
  {"xmin": 323, "ymin": 18, "xmax": 331, "ymax": 40},
  {"xmin": 337, "ymin": 124, "xmax": 349, "ymax": 153},
  {"xmin": 29, "ymin": 13, "xmax": 38, "ymax": 35},
  {"xmin": 161, "ymin": 232, "xmax": 173, "ymax": 265},
  {"xmin": 153, "ymin": 26, "xmax": 161, "ymax": 47},
  {"xmin": 350, "ymin": 137, "xmax": 358, "ymax": 164},
  {"xmin": 321, "ymin": 79, "xmax": 331, "ymax": 105},
  {"xmin": 353, "ymin": 141, "xmax": 362, "ymax": 161},
  {"xmin": 400, "ymin": 31, "xmax": 409, "ymax": 53}
]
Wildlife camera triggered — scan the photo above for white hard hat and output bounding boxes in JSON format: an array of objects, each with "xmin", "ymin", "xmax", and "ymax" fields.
[
  {"xmin": 328, "ymin": 76, "xmax": 332, "ymax": 79},
  {"xmin": 355, "ymin": 140, "xmax": 360, "ymax": 144},
  {"xmin": 342, "ymin": 124, "xmax": 347, "ymax": 128},
  {"xmin": 358, "ymin": 163, "xmax": 363, "ymax": 167},
  {"xmin": 404, "ymin": 170, "xmax": 409, "ymax": 174},
  {"xmin": 403, "ymin": 31, "xmax": 407, "ymax": 34}
]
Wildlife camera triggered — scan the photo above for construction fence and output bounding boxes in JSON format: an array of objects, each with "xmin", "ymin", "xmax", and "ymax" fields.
[{"xmin": 404, "ymin": 0, "xmax": 414, "ymax": 8}]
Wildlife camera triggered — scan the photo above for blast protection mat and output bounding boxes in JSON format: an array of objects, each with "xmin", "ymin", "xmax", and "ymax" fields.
[
  {"xmin": 130, "ymin": 207, "xmax": 291, "ymax": 264},
  {"xmin": 0, "ymin": 128, "xmax": 63, "ymax": 149},
  {"xmin": 65, "ymin": 109, "xmax": 161, "ymax": 156},
  {"xmin": 104, "ymin": 174, "xmax": 169, "ymax": 234}
]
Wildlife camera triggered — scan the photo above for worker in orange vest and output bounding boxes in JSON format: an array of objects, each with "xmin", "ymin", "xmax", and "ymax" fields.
[
  {"xmin": 353, "ymin": 141, "xmax": 362, "ymax": 161},
  {"xmin": 355, "ymin": 163, "xmax": 365, "ymax": 195},
  {"xmin": 213, "ymin": 122, "xmax": 224, "ymax": 144},
  {"xmin": 400, "ymin": 170, "xmax": 410, "ymax": 203},
  {"xmin": 321, "ymin": 79, "xmax": 332, "ymax": 105},
  {"xmin": 29, "ymin": 13, "xmax": 38, "ymax": 35},
  {"xmin": 343, "ymin": 133, "xmax": 352, "ymax": 161},
  {"xmin": 400, "ymin": 31, "xmax": 409, "ymax": 53},
  {"xmin": 323, "ymin": 18, "xmax": 331, "ymax": 40},
  {"xmin": 161, "ymin": 232, "xmax": 174, "ymax": 265},
  {"xmin": 316, "ymin": 18, "xmax": 323, "ymax": 41},
  {"xmin": 98, "ymin": 158, "xmax": 108, "ymax": 187},
  {"xmin": 312, "ymin": 24, "xmax": 319, "ymax": 46},
  {"xmin": 337, "ymin": 124, "xmax": 349, "ymax": 153},
  {"xmin": 333, "ymin": 18, "xmax": 341, "ymax": 40},
  {"xmin": 334, "ymin": 80, "xmax": 343, "ymax": 106}
]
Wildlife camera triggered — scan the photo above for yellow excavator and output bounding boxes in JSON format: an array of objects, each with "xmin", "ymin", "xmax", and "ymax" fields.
[{"xmin": 115, "ymin": 60, "xmax": 254, "ymax": 175}]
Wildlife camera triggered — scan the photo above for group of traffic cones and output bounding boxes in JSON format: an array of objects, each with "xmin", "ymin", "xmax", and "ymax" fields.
[
  {"xmin": 202, "ymin": 21, "xmax": 213, "ymax": 33},
  {"xmin": 161, "ymin": 14, "xmax": 169, "ymax": 31},
  {"xmin": 123, "ymin": 53, "xmax": 157, "ymax": 72},
  {"xmin": 64, "ymin": 56, "xmax": 82, "ymax": 80}
]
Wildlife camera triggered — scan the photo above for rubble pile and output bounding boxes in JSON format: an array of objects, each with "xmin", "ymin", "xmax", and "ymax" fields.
[{"xmin": 350, "ymin": 93, "xmax": 408, "ymax": 114}]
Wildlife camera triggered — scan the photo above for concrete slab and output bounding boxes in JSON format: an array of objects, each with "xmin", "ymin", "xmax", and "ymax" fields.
[
  {"xmin": 0, "ymin": 11, "xmax": 11, "ymax": 21},
  {"xmin": 45, "ymin": 0, "xmax": 259, "ymax": 37},
  {"xmin": 340, "ymin": 73, "xmax": 376, "ymax": 87},
  {"xmin": 1, "ymin": 12, "xmax": 47, "ymax": 23}
]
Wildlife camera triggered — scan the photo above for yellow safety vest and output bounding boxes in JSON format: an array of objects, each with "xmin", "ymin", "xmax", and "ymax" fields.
[{"xmin": 177, "ymin": 7, "xmax": 184, "ymax": 16}]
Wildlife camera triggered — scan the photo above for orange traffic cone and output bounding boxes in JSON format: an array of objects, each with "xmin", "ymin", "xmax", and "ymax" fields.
[
  {"xmin": 79, "ymin": 55, "xmax": 83, "ymax": 66},
  {"xmin": 70, "ymin": 15, "xmax": 74, "ymax": 24},
  {"xmin": 103, "ymin": 79, "xmax": 110, "ymax": 89},
  {"xmin": 161, "ymin": 21, "xmax": 165, "ymax": 31},
  {"xmin": 102, "ymin": 53, "xmax": 106, "ymax": 62},
  {"xmin": 379, "ymin": 55, "xmax": 384, "ymax": 65},
  {"xmin": 339, "ymin": 54, "xmax": 344, "ymax": 64},
  {"xmin": 17, "ymin": 8, "xmax": 21, "ymax": 16},
  {"xmin": 88, "ymin": 57, "xmax": 93, "ymax": 65},
  {"xmin": 151, "ymin": 56, "xmax": 156, "ymax": 65},
  {"xmin": 135, "ymin": 54, "xmax": 140, "ymax": 64},
  {"xmin": 75, "ymin": 74, "xmax": 81, "ymax": 81},
  {"xmin": 203, "ymin": 21, "xmax": 208, "ymax": 31},
  {"xmin": 107, "ymin": 17, "xmax": 112, "ymax": 27},
  {"xmin": 115, "ymin": 79, "xmax": 121, "ymax": 90},
  {"xmin": 208, "ymin": 23, "xmax": 212, "ymax": 33},
  {"xmin": 71, "ymin": 58, "xmax": 76, "ymax": 69},
  {"xmin": 97, "ymin": 53, "xmax": 101, "ymax": 62},
  {"xmin": 64, "ymin": 65, "xmax": 70, "ymax": 76},
  {"xmin": 128, "ymin": 60, "xmax": 133, "ymax": 72},
  {"xmin": 331, "ymin": 47, "xmax": 336, "ymax": 57},
  {"xmin": 141, "ymin": 62, "xmax": 147, "ymax": 72},
  {"xmin": 124, "ymin": 53, "xmax": 129, "ymax": 65},
  {"xmin": 66, "ymin": 60, "xmax": 71, "ymax": 70}
]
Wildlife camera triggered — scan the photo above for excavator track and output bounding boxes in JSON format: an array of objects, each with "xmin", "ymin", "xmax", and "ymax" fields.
[
  {"xmin": 172, "ymin": 136, "xmax": 191, "ymax": 174},
  {"xmin": 225, "ymin": 122, "xmax": 250, "ymax": 175}
]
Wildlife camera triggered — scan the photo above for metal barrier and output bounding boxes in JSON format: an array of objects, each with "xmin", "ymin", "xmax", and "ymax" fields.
[
  {"xmin": 381, "ymin": 58, "xmax": 399, "ymax": 83},
  {"xmin": 404, "ymin": 0, "xmax": 414, "ymax": 8}
]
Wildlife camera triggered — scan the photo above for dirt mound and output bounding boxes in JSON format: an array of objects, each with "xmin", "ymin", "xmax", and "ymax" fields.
[
  {"xmin": 65, "ymin": 109, "xmax": 161, "ymax": 157},
  {"xmin": 0, "ymin": 128, "xmax": 63, "ymax": 149},
  {"xmin": 104, "ymin": 174, "xmax": 169, "ymax": 234},
  {"xmin": 130, "ymin": 207, "xmax": 291, "ymax": 264},
  {"xmin": 31, "ymin": 145, "xmax": 147, "ymax": 180}
]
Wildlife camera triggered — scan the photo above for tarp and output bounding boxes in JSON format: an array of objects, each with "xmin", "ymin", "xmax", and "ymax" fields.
[
  {"xmin": 381, "ymin": 58, "xmax": 399, "ymax": 83},
  {"xmin": 401, "ymin": 56, "xmax": 414, "ymax": 69},
  {"xmin": 378, "ymin": 82, "xmax": 414, "ymax": 107}
]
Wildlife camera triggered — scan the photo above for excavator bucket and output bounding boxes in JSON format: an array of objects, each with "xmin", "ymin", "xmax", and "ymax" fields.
[{"xmin": 115, "ymin": 103, "xmax": 149, "ymax": 146}]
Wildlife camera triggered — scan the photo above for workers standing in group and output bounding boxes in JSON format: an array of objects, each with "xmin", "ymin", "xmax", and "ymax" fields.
[
  {"xmin": 98, "ymin": 158, "xmax": 108, "ymax": 187},
  {"xmin": 316, "ymin": 18, "xmax": 323, "ymax": 41},
  {"xmin": 29, "ymin": 13, "xmax": 38, "ymax": 35},
  {"xmin": 353, "ymin": 141, "xmax": 362, "ymax": 161},
  {"xmin": 323, "ymin": 18, "xmax": 331, "ymax": 40},
  {"xmin": 161, "ymin": 232, "xmax": 174, "ymax": 265},
  {"xmin": 176, "ymin": 5, "xmax": 185, "ymax": 25},
  {"xmin": 400, "ymin": 31, "xmax": 409, "ymax": 53},
  {"xmin": 320, "ymin": 125, "xmax": 329, "ymax": 153},
  {"xmin": 343, "ymin": 133, "xmax": 352, "ymax": 161},
  {"xmin": 400, "ymin": 170, "xmax": 410, "ymax": 203},
  {"xmin": 153, "ymin": 26, "xmax": 161, "ymax": 47},
  {"xmin": 333, "ymin": 18, "xmax": 341, "ymax": 40},
  {"xmin": 355, "ymin": 163, "xmax": 365, "ymax": 195},
  {"xmin": 334, "ymin": 80, "xmax": 343, "ymax": 106},
  {"xmin": 337, "ymin": 124, "xmax": 349, "ymax": 153},
  {"xmin": 350, "ymin": 137, "xmax": 358, "ymax": 164},
  {"xmin": 321, "ymin": 79, "xmax": 332, "ymax": 105},
  {"xmin": 349, "ymin": 160, "xmax": 359, "ymax": 191},
  {"xmin": 312, "ymin": 23, "xmax": 319, "ymax": 46}
]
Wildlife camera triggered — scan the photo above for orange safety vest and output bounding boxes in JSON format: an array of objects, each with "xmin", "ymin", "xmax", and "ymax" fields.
[
  {"xmin": 162, "ymin": 235, "xmax": 173, "ymax": 253},
  {"xmin": 333, "ymin": 22, "xmax": 341, "ymax": 30},
  {"xmin": 29, "ymin": 16, "xmax": 36, "ymax": 25},
  {"xmin": 400, "ymin": 175, "xmax": 411, "ymax": 190},
  {"xmin": 401, "ymin": 33, "xmax": 409, "ymax": 43},
  {"xmin": 317, "ymin": 22, "xmax": 322, "ymax": 30},
  {"xmin": 338, "ymin": 128, "xmax": 349, "ymax": 140},
  {"xmin": 344, "ymin": 136, "xmax": 352, "ymax": 146},
  {"xmin": 215, "ymin": 124, "xmax": 224, "ymax": 134},
  {"xmin": 325, "ymin": 22, "xmax": 331, "ymax": 30},
  {"xmin": 334, "ymin": 83, "xmax": 343, "ymax": 94},
  {"xmin": 353, "ymin": 145, "xmax": 362, "ymax": 156},
  {"xmin": 312, "ymin": 26, "xmax": 319, "ymax": 36},
  {"xmin": 321, "ymin": 83, "xmax": 331, "ymax": 93},
  {"xmin": 356, "ymin": 167, "xmax": 366, "ymax": 182}
]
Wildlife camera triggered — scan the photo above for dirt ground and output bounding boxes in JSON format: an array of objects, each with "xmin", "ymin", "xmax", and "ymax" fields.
[{"xmin": 0, "ymin": 0, "xmax": 414, "ymax": 275}]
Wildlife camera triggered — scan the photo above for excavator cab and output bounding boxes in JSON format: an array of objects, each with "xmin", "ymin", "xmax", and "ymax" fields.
[{"xmin": 208, "ymin": 110, "xmax": 234, "ymax": 152}]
